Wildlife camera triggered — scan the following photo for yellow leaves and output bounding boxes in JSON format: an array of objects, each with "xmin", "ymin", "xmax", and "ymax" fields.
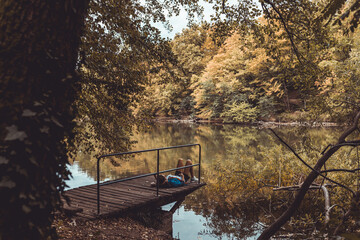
[
  {"xmin": 246, "ymin": 48, "xmax": 269, "ymax": 74},
  {"xmin": 264, "ymin": 78, "xmax": 283, "ymax": 97}
]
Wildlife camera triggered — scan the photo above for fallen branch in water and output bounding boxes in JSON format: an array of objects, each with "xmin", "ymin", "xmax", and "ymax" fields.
[{"xmin": 273, "ymin": 184, "xmax": 332, "ymax": 224}]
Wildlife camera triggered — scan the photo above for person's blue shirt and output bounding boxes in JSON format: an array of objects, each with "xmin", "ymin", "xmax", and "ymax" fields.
[{"xmin": 166, "ymin": 175, "xmax": 185, "ymax": 187}]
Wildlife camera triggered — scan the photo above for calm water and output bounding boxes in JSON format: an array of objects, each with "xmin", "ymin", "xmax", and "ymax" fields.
[{"xmin": 66, "ymin": 123, "xmax": 347, "ymax": 239}]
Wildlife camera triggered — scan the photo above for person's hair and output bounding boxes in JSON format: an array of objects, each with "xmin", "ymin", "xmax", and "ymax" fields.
[{"xmin": 157, "ymin": 174, "xmax": 166, "ymax": 185}]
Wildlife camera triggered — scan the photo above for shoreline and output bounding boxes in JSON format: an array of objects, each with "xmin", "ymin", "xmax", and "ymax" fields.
[{"xmin": 153, "ymin": 117, "xmax": 339, "ymax": 127}]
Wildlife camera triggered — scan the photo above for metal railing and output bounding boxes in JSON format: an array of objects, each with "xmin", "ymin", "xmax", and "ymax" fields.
[{"xmin": 96, "ymin": 144, "xmax": 201, "ymax": 214}]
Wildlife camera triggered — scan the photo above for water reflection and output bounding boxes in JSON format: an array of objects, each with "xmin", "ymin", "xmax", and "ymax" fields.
[{"xmin": 69, "ymin": 123, "xmax": 359, "ymax": 238}]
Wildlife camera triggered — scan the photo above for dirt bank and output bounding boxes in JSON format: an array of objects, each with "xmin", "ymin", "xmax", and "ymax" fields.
[{"xmin": 54, "ymin": 214, "xmax": 173, "ymax": 240}]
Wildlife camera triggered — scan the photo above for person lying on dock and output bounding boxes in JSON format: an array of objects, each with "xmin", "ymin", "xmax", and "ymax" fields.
[{"xmin": 151, "ymin": 158, "xmax": 198, "ymax": 187}]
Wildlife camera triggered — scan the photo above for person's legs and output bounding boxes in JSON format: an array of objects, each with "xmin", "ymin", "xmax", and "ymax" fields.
[
  {"xmin": 184, "ymin": 159, "xmax": 194, "ymax": 178},
  {"xmin": 185, "ymin": 159, "xmax": 198, "ymax": 182},
  {"xmin": 175, "ymin": 158, "xmax": 184, "ymax": 175}
]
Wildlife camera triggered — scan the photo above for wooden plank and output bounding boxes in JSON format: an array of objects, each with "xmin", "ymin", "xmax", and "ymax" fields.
[
  {"xmin": 114, "ymin": 182, "xmax": 177, "ymax": 193},
  {"xmin": 65, "ymin": 199, "xmax": 127, "ymax": 217},
  {"xmin": 85, "ymin": 183, "xmax": 171, "ymax": 196},
  {"xmin": 67, "ymin": 189, "xmax": 161, "ymax": 211},
  {"xmin": 67, "ymin": 189, "xmax": 162, "ymax": 212},
  {"xmin": 65, "ymin": 194, "xmax": 127, "ymax": 211},
  {"xmin": 79, "ymin": 182, "xmax": 174, "ymax": 200},
  {"xmin": 65, "ymin": 190, "xmax": 134, "ymax": 207},
  {"xmin": 74, "ymin": 185, "xmax": 158, "ymax": 200},
  {"xmin": 93, "ymin": 189, "xmax": 154, "ymax": 201}
]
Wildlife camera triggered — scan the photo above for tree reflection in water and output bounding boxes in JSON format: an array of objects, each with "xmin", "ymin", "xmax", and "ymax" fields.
[{"xmin": 70, "ymin": 123, "xmax": 360, "ymax": 238}]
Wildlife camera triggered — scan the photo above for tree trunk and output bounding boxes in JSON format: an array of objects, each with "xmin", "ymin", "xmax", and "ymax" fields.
[{"xmin": 0, "ymin": 1, "xmax": 88, "ymax": 239}]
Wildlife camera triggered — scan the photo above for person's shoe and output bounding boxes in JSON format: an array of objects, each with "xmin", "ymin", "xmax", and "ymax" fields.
[
  {"xmin": 190, "ymin": 176, "xmax": 198, "ymax": 182},
  {"xmin": 150, "ymin": 182, "xmax": 156, "ymax": 187}
]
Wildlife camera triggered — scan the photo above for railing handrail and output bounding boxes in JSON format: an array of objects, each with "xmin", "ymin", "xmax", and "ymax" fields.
[
  {"xmin": 99, "ymin": 163, "xmax": 200, "ymax": 186},
  {"xmin": 96, "ymin": 144, "xmax": 201, "ymax": 214},
  {"xmin": 97, "ymin": 143, "xmax": 200, "ymax": 159}
]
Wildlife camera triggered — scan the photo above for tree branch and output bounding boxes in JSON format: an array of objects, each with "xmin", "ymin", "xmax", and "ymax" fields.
[
  {"xmin": 321, "ymin": 168, "xmax": 360, "ymax": 174},
  {"xmin": 332, "ymin": 140, "xmax": 360, "ymax": 148},
  {"xmin": 339, "ymin": 111, "xmax": 360, "ymax": 142},
  {"xmin": 273, "ymin": 183, "xmax": 332, "ymax": 191},
  {"xmin": 261, "ymin": 0, "xmax": 303, "ymax": 64},
  {"xmin": 269, "ymin": 128, "xmax": 354, "ymax": 194}
]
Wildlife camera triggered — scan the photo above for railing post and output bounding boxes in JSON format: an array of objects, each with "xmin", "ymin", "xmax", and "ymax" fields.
[
  {"xmin": 156, "ymin": 149, "xmax": 160, "ymax": 196},
  {"xmin": 198, "ymin": 144, "xmax": 201, "ymax": 184},
  {"xmin": 97, "ymin": 157, "xmax": 100, "ymax": 215}
]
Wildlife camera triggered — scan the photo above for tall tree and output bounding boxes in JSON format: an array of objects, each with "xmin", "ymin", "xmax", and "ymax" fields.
[
  {"xmin": 0, "ymin": 0, "xmax": 89, "ymax": 239},
  {"xmin": 193, "ymin": 31, "xmax": 277, "ymax": 121}
]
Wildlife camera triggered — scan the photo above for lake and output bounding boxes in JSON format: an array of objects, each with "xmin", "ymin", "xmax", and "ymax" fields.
[{"xmin": 66, "ymin": 123, "xmax": 354, "ymax": 239}]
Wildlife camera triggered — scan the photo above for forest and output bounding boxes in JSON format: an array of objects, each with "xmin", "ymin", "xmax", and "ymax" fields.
[
  {"xmin": 1, "ymin": 0, "xmax": 360, "ymax": 239},
  {"xmin": 138, "ymin": 17, "xmax": 360, "ymax": 124}
]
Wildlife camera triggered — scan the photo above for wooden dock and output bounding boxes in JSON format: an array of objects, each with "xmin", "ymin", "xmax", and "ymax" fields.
[{"xmin": 63, "ymin": 176, "xmax": 206, "ymax": 219}]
